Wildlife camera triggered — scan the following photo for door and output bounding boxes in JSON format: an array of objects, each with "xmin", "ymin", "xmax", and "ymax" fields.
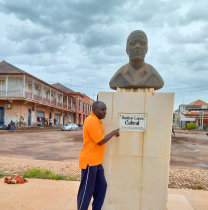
[
  {"xmin": 63, "ymin": 115, "xmax": 65, "ymax": 125},
  {"xmin": 28, "ymin": 109, "xmax": 31, "ymax": 126},
  {"xmin": 55, "ymin": 113, "xmax": 59, "ymax": 123},
  {"xmin": 0, "ymin": 107, "xmax": 4, "ymax": 125},
  {"xmin": 37, "ymin": 111, "xmax": 45, "ymax": 126}
]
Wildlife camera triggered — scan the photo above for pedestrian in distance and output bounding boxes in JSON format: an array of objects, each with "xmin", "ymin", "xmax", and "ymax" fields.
[{"xmin": 77, "ymin": 101, "xmax": 119, "ymax": 210}]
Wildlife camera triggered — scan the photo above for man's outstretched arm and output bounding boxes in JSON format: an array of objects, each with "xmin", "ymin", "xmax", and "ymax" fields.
[{"xmin": 98, "ymin": 129, "xmax": 119, "ymax": 145}]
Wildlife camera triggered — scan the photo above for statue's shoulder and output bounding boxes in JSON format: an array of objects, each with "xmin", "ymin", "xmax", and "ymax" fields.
[
  {"xmin": 144, "ymin": 63, "xmax": 164, "ymax": 89},
  {"xmin": 145, "ymin": 63, "xmax": 162, "ymax": 77},
  {"xmin": 115, "ymin": 63, "xmax": 129, "ymax": 75},
  {"xmin": 144, "ymin": 63, "xmax": 156, "ymax": 72},
  {"xmin": 110, "ymin": 63, "xmax": 130, "ymax": 80},
  {"xmin": 109, "ymin": 63, "xmax": 129, "ymax": 90}
]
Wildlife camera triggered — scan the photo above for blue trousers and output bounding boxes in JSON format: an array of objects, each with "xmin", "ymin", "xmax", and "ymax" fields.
[{"xmin": 77, "ymin": 164, "xmax": 107, "ymax": 210}]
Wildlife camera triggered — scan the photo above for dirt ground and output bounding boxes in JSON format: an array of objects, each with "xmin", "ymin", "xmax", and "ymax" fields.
[
  {"xmin": 0, "ymin": 129, "xmax": 208, "ymax": 190},
  {"xmin": 170, "ymin": 131, "xmax": 208, "ymax": 169},
  {"xmin": 0, "ymin": 129, "xmax": 207, "ymax": 168},
  {"xmin": 0, "ymin": 129, "xmax": 208, "ymax": 210},
  {"xmin": 0, "ymin": 129, "xmax": 83, "ymax": 161}
]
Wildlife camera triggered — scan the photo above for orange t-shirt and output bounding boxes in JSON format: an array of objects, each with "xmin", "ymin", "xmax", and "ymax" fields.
[{"xmin": 79, "ymin": 112, "xmax": 105, "ymax": 169}]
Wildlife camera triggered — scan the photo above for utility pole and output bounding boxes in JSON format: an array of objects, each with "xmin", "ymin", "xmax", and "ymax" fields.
[
  {"xmin": 202, "ymin": 111, "xmax": 204, "ymax": 129},
  {"xmin": 69, "ymin": 79, "xmax": 72, "ymax": 89},
  {"xmin": 92, "ymin": 92, "xmax": 95, "ymax": 101}
]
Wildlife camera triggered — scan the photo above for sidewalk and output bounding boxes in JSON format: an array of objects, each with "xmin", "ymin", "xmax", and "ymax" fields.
[{"xmin": 0, "ymin": 179, "xmax": 207, "ymax": 210}]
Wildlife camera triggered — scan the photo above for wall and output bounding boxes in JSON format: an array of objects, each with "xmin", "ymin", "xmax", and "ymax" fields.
[
  {"xmin": 0, "ymin": 100, "xmax": 74, "ymax": 126},
  {"xmin": 8, "ymin": 76, "xmax": 23, "ymax": 90},
  {"xmin": 99, "ymin": 90, "xmax": 174, "ymax": 210}
]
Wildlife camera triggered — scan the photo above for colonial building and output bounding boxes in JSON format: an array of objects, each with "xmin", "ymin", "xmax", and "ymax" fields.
[
  {"xmin": 0, "ymin": 61, "xmax": 93, "ymax": 126},
  {"xmin": 175, "ymin": 100, "xmax": 208, "ymax": 129}
]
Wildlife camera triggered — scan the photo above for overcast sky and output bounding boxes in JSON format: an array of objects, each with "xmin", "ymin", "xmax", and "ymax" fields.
[{"xmin": 0, "ymin": 0, "xmax": 208, "ymax": 110}]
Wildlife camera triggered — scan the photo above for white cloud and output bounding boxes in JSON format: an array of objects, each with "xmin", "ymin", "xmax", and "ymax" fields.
[{"xmin": 0, "ymin": 0, "xmax": 207, "ymax": 107}]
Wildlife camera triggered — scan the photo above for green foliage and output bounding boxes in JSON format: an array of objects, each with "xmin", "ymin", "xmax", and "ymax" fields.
[
  {"xmin": 21, "ymin": 168, "xmax": 78, "ymax": 181},
  {"xmin": 185, "ymin": 184, "xmax": 206, "ymax": 190},
  {"xmin": 0, "ymin": 173, "xmax": 13, "ymax": 178},
  {"xmin": 168, "ymin": 183, "xmax": 176, "ymax": 188},
  {"xmin": 186, "ymin": 123, "xmax": 196, "ymax": 129}
]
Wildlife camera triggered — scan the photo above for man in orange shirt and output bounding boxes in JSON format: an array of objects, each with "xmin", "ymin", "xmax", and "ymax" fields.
[{"xmin": 77, "ymin": 101, "xmax": 119, "ymax": 210}]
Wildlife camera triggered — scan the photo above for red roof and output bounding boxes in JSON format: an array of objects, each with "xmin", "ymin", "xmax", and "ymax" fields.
[
  {"xmin": 0, "ymin": 60, "xmax": 93, "ymax": 102},
  {"xmin": 189, "ymin": 100, "xmax": 208, "ymax": 106},
  {"xmin": 0, "ymin": 61, "xmax": 26, "ymax": 74},
  {"xmin": 0, "ymin": 61, "xmax": 66, "ymax": 94},
  {"xmin": 52, "ymin": 83, "xmax": 74, "ymax": 93}
]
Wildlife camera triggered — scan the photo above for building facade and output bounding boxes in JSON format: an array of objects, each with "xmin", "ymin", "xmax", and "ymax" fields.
[
  {"xmin": 0, "ymin": 61, "xmax": 93, "ymax": 126},
  {"xmin": 175, "ymin": 100, "xmax": 208, "ymax": 130}
]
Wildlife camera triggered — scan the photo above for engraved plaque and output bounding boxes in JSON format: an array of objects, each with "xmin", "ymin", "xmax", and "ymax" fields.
[{"xmin": 118, "ymin": 113, "xmax": 146, "ymax": 132}]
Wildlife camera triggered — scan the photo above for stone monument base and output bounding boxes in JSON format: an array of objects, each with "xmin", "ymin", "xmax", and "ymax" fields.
[{"xmin": 98, "ymin": 88, "xmax": 174, "ymax": 210}]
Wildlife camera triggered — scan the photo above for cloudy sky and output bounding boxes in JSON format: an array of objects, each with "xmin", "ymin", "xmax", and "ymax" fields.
[{"xmin": 0, "ymin": 0, "xmax": 208, "ymax": 110}]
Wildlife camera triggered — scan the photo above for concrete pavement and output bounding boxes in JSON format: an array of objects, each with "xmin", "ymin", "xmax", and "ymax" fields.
[{"xmin": 0, "ymin": 179, "xmax": 207, "ymax": 210}]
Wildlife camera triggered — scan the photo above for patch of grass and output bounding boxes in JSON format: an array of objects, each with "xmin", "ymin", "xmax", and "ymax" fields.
[
  {"xmin": 0, "ymin": 173, "xmax": 14, "ymax": 178},
  {"xmin": 21, "ymin": 168, "xmax": 78, "ymax": 181},
  {"xmin": 168, "ymin": 183, "xmax": 176, "ymax": 189},
  {"xmin": 185, "ymin": 184, "xmax": 206, "ymax": 190}
]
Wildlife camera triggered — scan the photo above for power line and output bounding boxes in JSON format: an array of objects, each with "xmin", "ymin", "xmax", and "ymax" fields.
[{"xmin": 46, "ymin": 80, "xmax": 110, "ymax": 90}]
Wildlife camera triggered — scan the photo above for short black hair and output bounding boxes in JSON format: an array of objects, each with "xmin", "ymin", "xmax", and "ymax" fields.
[{"xmin": 92, "ymin": 101, "xmax": 105, "ymax": 111}]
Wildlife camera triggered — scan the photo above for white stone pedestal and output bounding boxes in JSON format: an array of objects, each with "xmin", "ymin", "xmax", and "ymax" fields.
[{"xmin": 98, "ymin": 88, "xmax": 174, "ymax": 210}]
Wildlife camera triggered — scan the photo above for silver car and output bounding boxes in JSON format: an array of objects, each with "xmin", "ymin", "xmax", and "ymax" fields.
[{"xmin": 61, "ymin": 123, "xmax": 78, "ymax": 131}]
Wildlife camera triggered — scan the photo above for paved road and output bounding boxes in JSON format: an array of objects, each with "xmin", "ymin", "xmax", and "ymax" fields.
[
  {"xmin": 0, "ymin": 130, "xmax": 83, "ymax": 161},
  {"xmin": 1, "ymin": 130, "xmax": 208, "ymax": 190},
  {"xmin": 171, "ymin": 132, "xmax": 208, "ymax": 169},
  {"xmin": 0, "ymin": 130, "xmax": 208, "ymax": 169}
]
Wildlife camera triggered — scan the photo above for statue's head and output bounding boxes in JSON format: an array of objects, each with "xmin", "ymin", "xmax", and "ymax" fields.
[{"xmin": 126, "ymin": 30, "xmax": 148, "ymax": 62}]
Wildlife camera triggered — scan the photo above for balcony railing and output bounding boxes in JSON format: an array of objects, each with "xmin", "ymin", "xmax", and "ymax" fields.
[
  {"xmin": 7, "ymin": 90, "xmax": 24, "ymax": 97},
  {"xmin": 51, "ymin": 100, "xmax": 56, "ymax": 106},
  {"xmin": 0, "ymin": 90, "xmax": 74, "ymax": 112},
  {"xmin": 57, "ymin": 102, "xmax": 62, "ymax": 108},
  {"xmin": 0, "ymin": 90, "xmax": 6, "ymax": 97},
  {"xmin": 63, "ymin": 102, "xmax": 67, "ymax": 109},
  {"xmin": 43, "ymin": 97, "xmax": 50, "ymax": 104},
  {"xmin": 25, "ymin": 92, "xmax": 32, "ymax": 99},
  {"xmin": 33, "ymin": 94, "xmax": 42, "ymax": 101},
  {"xmin": 0, "ymin": 90, "xmax": 24, "ymax": 97}
]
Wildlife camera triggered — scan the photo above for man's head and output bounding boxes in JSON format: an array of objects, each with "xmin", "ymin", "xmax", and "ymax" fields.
[
  {"xmin": 126, "ymin": 30, "xmax": 148, "ymax": 62},
  {"xmin": 92, "ymin": 101, "xmax": 107, "ymax": 119}
]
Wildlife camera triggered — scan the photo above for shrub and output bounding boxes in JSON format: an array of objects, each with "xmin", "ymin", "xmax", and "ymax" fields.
[
  {"xmin": 21, "ymin": 168, "xmax": 78, "ymax": 181},
  {"xmin": 0, "ymin": 173, "xmax": 13, "ymax": 178},
  {"xmin": 186, "ymin": 123, "xmax": 196, "ymax": 129}
]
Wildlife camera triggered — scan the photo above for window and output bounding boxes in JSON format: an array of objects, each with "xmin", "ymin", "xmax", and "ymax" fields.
[
  {"xmin": 79, "ymin": 100, "xmax": 82, "ymax": 112},
  {"xmin": 0, "ymin": 79, "xmax": 5, "ymax": 86},
  {"xmin": 35, "ymin": 84, "xmax": 40, "ymax": 90},
  {"xmin": 28, "ymin": 83, "xmax": 32, "ymax": 91},
  {"xmin": 46, "ymin": 91, "xmax": 50, "ymax": 99},
  {"xmin": 58, "ymin": 94, "xmax": 62, "ymax": 102}
]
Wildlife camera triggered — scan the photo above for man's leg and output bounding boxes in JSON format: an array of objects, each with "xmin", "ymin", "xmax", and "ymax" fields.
[
  {"xmin": 92, "ymin": 164, "xmax": 107, "ymax": 210},
  {"xmin": 77, "ymin": 165, "xmax": 98, "ymax": 210}
]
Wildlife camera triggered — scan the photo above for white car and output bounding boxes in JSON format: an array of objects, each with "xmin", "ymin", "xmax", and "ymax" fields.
[{"xmin": 61, "ymin": 123, "xmax": 78, "ymax": 131}]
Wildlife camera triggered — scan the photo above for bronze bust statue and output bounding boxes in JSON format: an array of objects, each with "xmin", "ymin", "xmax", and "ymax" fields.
[{"xmin": 109, "ymin": 30, "xmax": 164, "ymax": 90}]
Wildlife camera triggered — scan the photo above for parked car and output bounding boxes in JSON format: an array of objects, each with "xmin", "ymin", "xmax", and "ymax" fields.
[
  {"xmin": 61, "ymin": 123, "xmax": 78, "ymax": 131},
  {"xmin": 0, "ymin": 125, "xmax": 8, "ymax": 130}
]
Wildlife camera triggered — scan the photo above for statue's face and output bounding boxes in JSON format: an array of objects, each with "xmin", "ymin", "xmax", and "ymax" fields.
[{"xmin": 127, "ymin": 33, "xmax": 147, "ymax": 62}]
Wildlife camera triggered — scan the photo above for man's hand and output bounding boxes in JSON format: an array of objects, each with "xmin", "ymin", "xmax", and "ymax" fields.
[
  {"xmin": 98, "ymin": 128, "xmax": 120, "ymax": 145},
  {"xmin": 112, "ymin": 129, "xmax": 120, "ymax": 137}
]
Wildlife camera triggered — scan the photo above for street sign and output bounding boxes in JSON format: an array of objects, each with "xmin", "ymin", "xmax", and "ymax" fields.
[{"xmin": 118, "ymin": 113, "xmax": 147, "ymax": 132}]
